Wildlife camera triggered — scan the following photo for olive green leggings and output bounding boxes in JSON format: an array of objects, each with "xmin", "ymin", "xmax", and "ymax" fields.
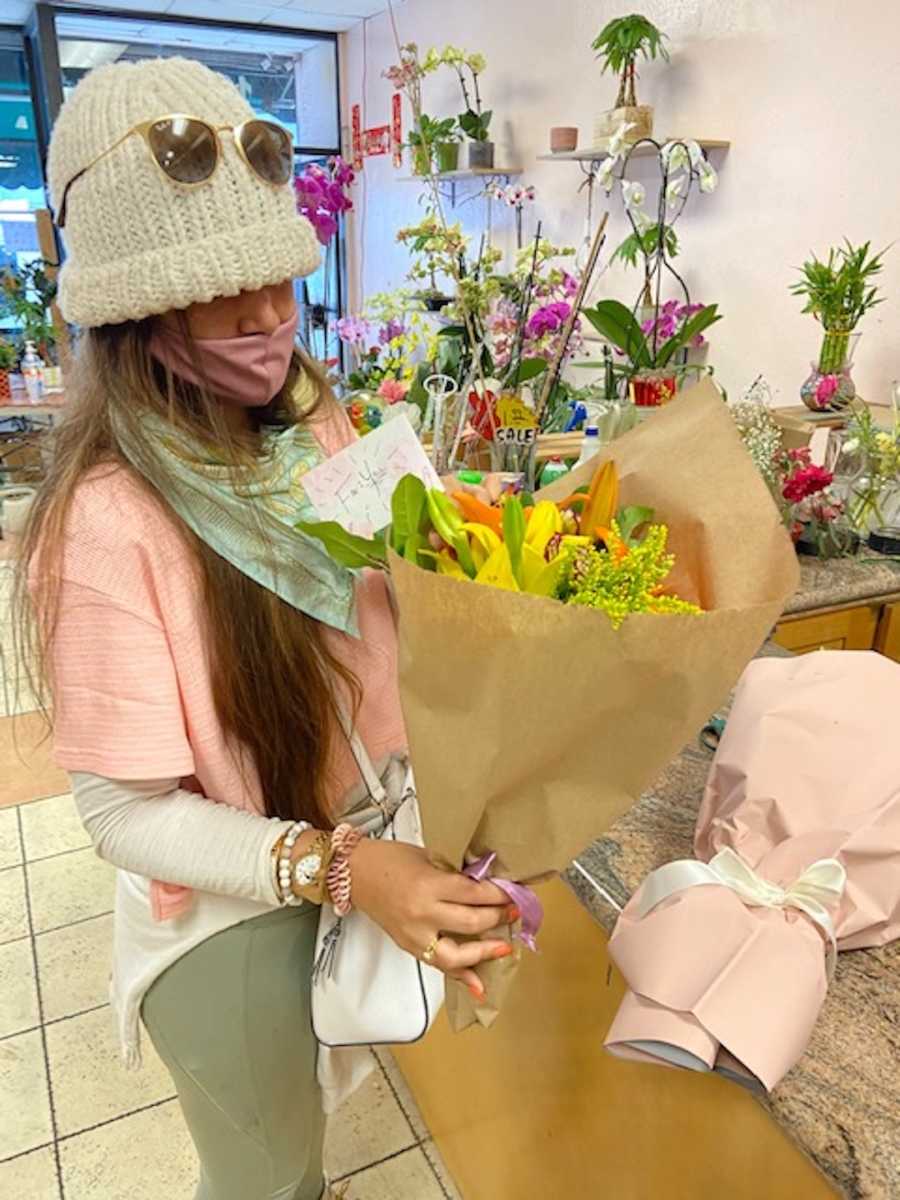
[{"xmin": 142, "ymin": 905, "xmax": 325, "ymax": 1200}]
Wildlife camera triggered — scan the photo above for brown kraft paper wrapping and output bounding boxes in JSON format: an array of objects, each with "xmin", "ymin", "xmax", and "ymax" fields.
[{"xmin": 388, "ymin": 379, "xmax": 800, "ymax": 1030}]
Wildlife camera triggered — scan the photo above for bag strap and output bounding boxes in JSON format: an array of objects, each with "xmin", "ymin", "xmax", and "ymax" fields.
[{"xmin": 334, "ymin": 700, "xmax": 390, "ymax": 809}]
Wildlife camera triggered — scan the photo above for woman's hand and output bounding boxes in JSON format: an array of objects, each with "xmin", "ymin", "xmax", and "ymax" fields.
[
  {"xmin": 439, "ymin": 473, "xmax": 505, "ymax": 506},
  {"xmin": 350, "ymin": 839, "xmax": 514, "ymax": 999}
]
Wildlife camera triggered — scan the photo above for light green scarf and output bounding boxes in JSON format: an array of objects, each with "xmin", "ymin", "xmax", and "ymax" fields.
[{"xmin": 116, "ymin": 400, "xmax": 358, "ymax": 637}]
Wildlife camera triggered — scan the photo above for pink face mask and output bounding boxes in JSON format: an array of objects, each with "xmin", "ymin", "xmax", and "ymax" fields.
[{"xmin": 150, "ymin": 310, "xmax": 299, "ymax": 408}]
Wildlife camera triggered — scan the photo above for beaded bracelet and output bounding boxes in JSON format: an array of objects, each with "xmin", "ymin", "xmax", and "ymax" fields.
[
  {"xmin": 276, "ymin": 821, "xmax": 312, "ymax": 906},
  {"xmin": 326, "ymin": 823, "xmax": 365, "ymax": 916}
]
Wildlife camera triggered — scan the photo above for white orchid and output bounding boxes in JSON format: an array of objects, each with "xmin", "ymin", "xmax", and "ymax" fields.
[
  {"xmin": 686, "ymin": 140, "xmax": 704, "ymax": 168},
  {"xmin": 607, "ymin": 121, "xmax": 636, "ymax": 159},
  {"xmin": 661, "ymin": 141, "xmax": 689, "ymax": 172},
  {"xmin": 597, "ymin": 155, "xmax": 617, "ymax": 194},
  {"xmin": 621, "ymin": 179, "xmax": 647, "ymax": 212},
  {"xmin": 697, "ymin": 157, "xmax": 718, "ymax": 194},
  {"xmin": 665, "ymin": 174, "xmax": 687, "ymax": 207},
  {"xmin": 631, "ymin": 207, "xmax": 654, "ymax": 234}
]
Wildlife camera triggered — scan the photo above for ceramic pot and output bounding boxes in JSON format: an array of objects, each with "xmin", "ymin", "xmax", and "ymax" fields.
[
  {"xmin": 594, "ymin": 105, "xmax": 653, "ymax": 146},
  {"xmin": 0, "ymin": 487, "xmax": 37, "ymax": 537},
  {"xmin": 435, "ymin": 142, "xmax": 460, "ymax": 173},
  {"xmin": 550, "ymin": 126, "xmax": 578, "ymax": 153},
  {"xmin": 468, "ymin": 141, "xmax": 495, "ymax": 170}
]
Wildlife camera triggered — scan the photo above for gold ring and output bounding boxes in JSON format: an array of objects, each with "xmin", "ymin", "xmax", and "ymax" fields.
[{"xmin": 421, "ymin": 936, "xmax": 439, "ymax": 964}]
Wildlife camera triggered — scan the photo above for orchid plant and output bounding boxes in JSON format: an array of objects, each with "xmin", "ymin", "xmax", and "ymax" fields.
[
  {"xmin": 293, "ymin": 157, "xmax": 354, "ymax": 246},
  {"xmin": 423, "ymin": 45, "xmax": 491, "ymax": 143}
]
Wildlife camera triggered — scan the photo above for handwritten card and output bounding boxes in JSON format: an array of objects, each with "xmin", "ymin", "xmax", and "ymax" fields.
[{"xmin": 302, "ymin": 416, "xmax": 442, "ymax": 537}]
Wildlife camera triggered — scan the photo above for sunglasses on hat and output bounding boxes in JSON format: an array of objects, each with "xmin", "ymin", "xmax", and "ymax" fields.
[{"xmin": 57, "ymin": 113, "xmax": 294, "ymax": 229}]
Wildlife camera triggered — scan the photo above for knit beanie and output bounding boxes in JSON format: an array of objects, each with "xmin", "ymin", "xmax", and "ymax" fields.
[{"xmin": 47, "ymin": 57, "xmax": 321, "ymax": 328}]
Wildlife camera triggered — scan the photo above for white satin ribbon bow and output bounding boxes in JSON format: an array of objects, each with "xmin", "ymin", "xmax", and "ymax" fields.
[{"xmin": 636, "ymin": 847, "xmax": 847, "ymax": 979}]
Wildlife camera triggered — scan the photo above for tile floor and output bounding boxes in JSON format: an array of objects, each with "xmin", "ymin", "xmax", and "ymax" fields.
[{"xmin": 0, "ymin": 556, "xmax": 462, "ymax": 1199}]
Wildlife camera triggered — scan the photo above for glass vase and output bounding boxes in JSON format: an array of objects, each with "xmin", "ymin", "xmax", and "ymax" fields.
[{"xmin": 800, "ymin": 332, "xmax": 860, "ymax": 412}]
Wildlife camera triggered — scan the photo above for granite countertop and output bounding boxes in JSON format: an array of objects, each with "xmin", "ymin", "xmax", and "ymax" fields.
[
  {"xmin": 786, "ymin": 553, "xmax": 900, "ymax": 616},
  {"xmin": 566, "ymin": 653, "xmax": 900, "ymax": 1200}
]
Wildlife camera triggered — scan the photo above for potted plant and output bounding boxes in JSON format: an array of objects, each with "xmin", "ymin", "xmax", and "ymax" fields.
[
  {"xmin": 791, "ymin": 240, "xmax": 886, "ymax": 413},
  {"xmin": 424, "ymin": 46, "xmax": 494, "ymax": 169},
  {"xmin": 433, "ymin": 118, "xmax": 463, "ymax": 174},
  {"xmin": 0, "ymin": 260, "xmax": 59, "ymax": 365},
  {"xmin": 0, "ymin": 338, "xmax": 17, "ymax": 402},
  {"xmin": 582, "ymin": 298, "xmax": 721, "ymax": 407},
  {"xmin": 591, "ymin": 13, "xmax": 668, "ymax": 145}
]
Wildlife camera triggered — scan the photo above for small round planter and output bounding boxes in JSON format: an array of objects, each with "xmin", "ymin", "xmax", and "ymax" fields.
[
  {"xmin": 468, "ymin": 141, "xmax": 495, "ymax": 170},
  {"xmin": 550, "ymin": 127, "xmax": 578, "ymax": 153},
  {"xmin": 435, "ymin": 142, "xmax": 460, "ymax": 174},
  {"xmin": 594, "ymin": 105, "xmax": 653, "ymax": 146},
  {"xmin": 800, "ymin": 330, "xmax": 860, "ymax": 412},
  {"xmin": 421, "ymin": 293, "xmax": 454, "ymax": 313}
]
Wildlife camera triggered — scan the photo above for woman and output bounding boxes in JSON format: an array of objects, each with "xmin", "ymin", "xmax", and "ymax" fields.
[{"xmin": 20, "ymin": 57, "xmax": 512, "ymax": 1200}]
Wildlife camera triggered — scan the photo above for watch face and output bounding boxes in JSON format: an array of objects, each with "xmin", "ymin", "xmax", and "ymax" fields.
[{"xmin": 295, "ymin": 853, "xmax": 322, "ymax": 886}]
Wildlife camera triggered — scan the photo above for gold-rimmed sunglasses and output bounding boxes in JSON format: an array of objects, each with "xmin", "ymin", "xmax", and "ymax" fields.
[{"xmin": 57, "ymin": 114, "xmax": 294, "ymax": 228}]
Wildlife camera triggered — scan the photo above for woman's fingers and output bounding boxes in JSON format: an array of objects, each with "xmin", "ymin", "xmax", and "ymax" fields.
[
  {"xmin": 436, "ymin": 901, "xmax": 514, "ymax": 937},
  {"xmin": 432, "ymin": 935, "xmax": 512, "ymax": 973}
]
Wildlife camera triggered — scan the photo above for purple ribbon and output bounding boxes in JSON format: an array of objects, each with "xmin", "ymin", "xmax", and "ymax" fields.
[{"xmin": 463, "ymin": 852, "xmax": 544, "ymax": 952}]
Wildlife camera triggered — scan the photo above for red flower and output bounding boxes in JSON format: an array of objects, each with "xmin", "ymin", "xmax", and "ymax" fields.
[{"xmin": 782, "ymin": 464, "xmax": 833, "ymax": 504}]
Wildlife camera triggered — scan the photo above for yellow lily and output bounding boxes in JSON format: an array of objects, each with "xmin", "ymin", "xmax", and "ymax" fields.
[
  {"xmin": 475, "ymin": 543, "xmax": 520, "ymax": 591},
  {"xmin": 524, "ymin": 501, "xmax": 563, "ymax": 557},
  {"xmin": 462, "ymin": 522, "xmax": 501, "ymax": 573},
  {"xmin": 432, "ymin": 550, "xmax": 469, "ymax": 580},
  {"xmin": 520, "ymin": 544, "xmax": 565, "ymax": 597}
]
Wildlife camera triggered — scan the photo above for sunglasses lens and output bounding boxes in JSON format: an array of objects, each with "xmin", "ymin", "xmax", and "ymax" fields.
[
  {"xmin": 239, "ymin": 121, "xmax": 294, "ymax": 186},
  {"xmin": 147, "ymin": 117, "xmax": 218, "ymax": 184}
]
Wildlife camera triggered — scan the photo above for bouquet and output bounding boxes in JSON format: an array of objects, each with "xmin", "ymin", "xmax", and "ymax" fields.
[
  {"xmin": 302, "ymin": 379, "xmax": 799, "ymax": 1027},
  {"xmin": 605, "ymin": 650, "xmax": 900, "ymax": 1093}
]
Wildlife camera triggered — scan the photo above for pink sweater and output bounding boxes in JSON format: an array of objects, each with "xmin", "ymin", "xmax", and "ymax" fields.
[{"xmin": 50, "ymin": 414, "xmax": 407, "ymax": 918}]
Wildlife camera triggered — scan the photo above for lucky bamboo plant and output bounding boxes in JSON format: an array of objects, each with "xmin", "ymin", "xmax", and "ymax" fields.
[
  {"xmin": 591, "ymin": 13, "xmax": 669, "ymax": 109},
  {"xmin": 791, "ymin": 240, "xmax": 887, "ymax": 375}
]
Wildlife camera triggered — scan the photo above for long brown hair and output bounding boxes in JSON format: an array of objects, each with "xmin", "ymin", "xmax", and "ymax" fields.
[{"xmin": 16, "ymin": 317, "xmax": 358, "ymax": 829}]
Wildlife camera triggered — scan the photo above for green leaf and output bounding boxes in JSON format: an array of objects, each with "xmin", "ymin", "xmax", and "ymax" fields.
[
  {"xmin": 656, "ymin": 305, "xmax": 722, "ymax": 367},
  {"xmin": 502, "ymin": 496, "xmax": 526, "ymax": 582},
  {"xmin": 510, "ymin": 357, "xmax": 549, "ymax": 385},
  {"xmin": 403, "ymin": 531, "xmax": 425, "ymax": 565},
  {"xmin": 390, "ymin": 474, "xmax": 427, "ymax": 553},
  {"xmin": 437, "ymin": 325, "xmax": 468, "ymax": 338},
  {"xmin": 582, "ymin": 300, "xmax": 651, "ymax": 368},
  {"xmin": 452, "ymin": 531, "xmax": 477, "ymax": 577},
  {"xmin": 297, "ymin": 522, "xmax": 387, "ymax": 570},
  {"xmin": 616, "ymin": 505, "xmax": 655, "ymax": 545}
]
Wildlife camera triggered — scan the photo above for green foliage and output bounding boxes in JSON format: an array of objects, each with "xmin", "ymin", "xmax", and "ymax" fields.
[
  {"xmin": 791, "ymin": 240, "xmax": 887, "ymax": 331},
  {"xmin": 390, "ymin": 474, "xmax": 428, "ymax": 552},
  {"xmin": 509, "ymin": 357, "xmax": 549, "ymax": 386},
  {"xmin": 458, "ymin": 108, "xmax": 492, "ymax": 142},
  {"xmin": 502, "ymin": 495, "xmax": 526, "ymax": 579},
  {"xmin": 0, "ymin": 259, "xmax": 59, "ymax": 353},
  {"xmin": 611, "ymin": 223, "xmax": 679, "ymax": 269},
  {"xmin": 591, "ymin": 13, "xmax": 669, "ymax": 76},
  {"xmin": 583, "ymin": 299, "xmax": 722, "ymax": 371},
  {"xmin": 296, "ymin": 522, "xmax": 387, "ymax": 569},
  {"xmin": 408, "ymin": 113, "xmax": 460, "ymax": 150},
  {"xmin": 0, "ymin": 339, "xmax": 18, "ymax": 371},
  {"xmin": 616, "ymin": 505, "xmax": 655, "ymax": 545}
]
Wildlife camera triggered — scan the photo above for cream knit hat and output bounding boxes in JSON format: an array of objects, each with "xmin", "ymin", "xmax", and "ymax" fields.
[{"xmin": 47, "ymin": 57, "xmax": 321, "ymax": 328}]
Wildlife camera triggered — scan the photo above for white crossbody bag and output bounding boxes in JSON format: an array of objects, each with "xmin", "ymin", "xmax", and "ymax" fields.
[{"xmin": 310, "ymin": 717, "xmax": 445, "ymax": 1049}]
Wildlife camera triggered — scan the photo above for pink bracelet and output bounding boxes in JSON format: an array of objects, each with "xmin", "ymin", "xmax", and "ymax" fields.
[{"xmin": 326, "ymin": 823, "xmax": 365, "ymax": 916}]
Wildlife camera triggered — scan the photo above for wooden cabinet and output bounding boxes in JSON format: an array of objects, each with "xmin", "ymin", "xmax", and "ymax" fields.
[
  {"xmin": 774, "ymin": 599, "xmax": 900, "ymax": 660},
  {"xmin": 875, "ymin": 601, "xmax": 900, "ymax": 661}
]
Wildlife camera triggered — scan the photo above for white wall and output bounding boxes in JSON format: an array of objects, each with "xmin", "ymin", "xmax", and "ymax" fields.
[{"xmin": 340, "ymin": 0, "xmax": 900, "ymax": 405}]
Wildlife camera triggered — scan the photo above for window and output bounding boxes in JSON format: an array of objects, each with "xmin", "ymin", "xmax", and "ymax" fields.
[
  {"xmin": 0, "ymin": 30, "xmax": 45, "ymax": 338},
  {"xmin": 54, "ymin": 13, "xmax": 342, "ymax": 354}
]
